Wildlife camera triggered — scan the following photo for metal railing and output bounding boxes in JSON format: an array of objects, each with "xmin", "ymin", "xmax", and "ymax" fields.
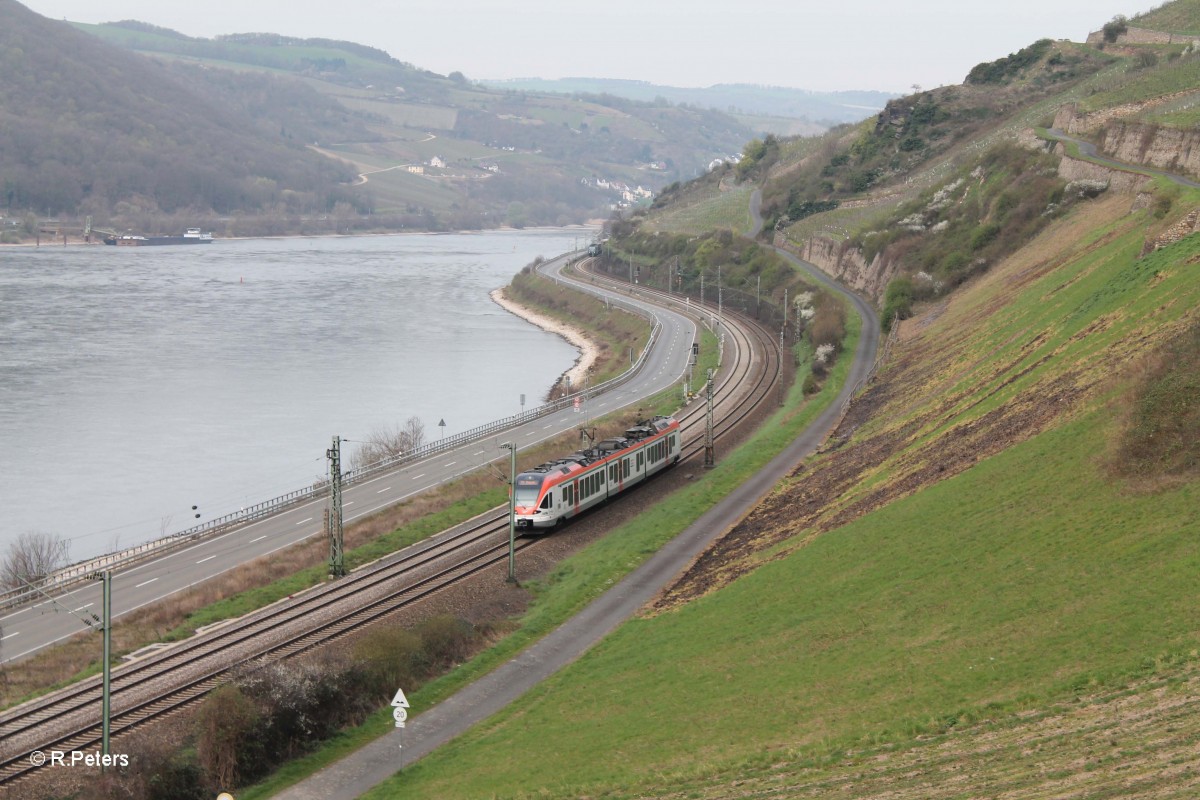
[{"xmin": 0, "ymin": 263, "xmax": 661, "ymax": 611}]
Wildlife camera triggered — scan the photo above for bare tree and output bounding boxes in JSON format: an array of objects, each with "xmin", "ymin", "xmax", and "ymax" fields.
[
  {"xmin": 350, "ymin": 416, "xmax": 427, "ymax": 471},
  {"xmin": 1, "ymin": 531, "xmax": 70, "ymax": 590},
  {"xmin": 403, "ymin": 415, "xmax": 426, "ymax": 451}
]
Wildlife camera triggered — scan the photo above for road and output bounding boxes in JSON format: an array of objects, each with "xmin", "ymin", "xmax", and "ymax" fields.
[
  {"xmin": 0, "ymin": 253, "xmax": 698, "ymax": 665},
  {"xmin": 274, "ymin": 248, "xmax": 881, "ymax": 800}
]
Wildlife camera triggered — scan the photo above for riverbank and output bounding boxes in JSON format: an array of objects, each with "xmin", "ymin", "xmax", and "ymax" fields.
[
  {"xmin": 490, "ymin": 287, "xmax": 599, "ymax": 396},
  {"xmin": 0, "ymin": 224, "xmax": 598, "ymax": 248}
]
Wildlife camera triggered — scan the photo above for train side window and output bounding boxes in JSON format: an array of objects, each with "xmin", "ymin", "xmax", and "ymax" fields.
[
  {"xmin": 540, "ymin": 493, "xmax": 551, "ymax": 510},
  {"xmin": 623, "ymin": 458, "xmax": 630, "ymax": 478}
]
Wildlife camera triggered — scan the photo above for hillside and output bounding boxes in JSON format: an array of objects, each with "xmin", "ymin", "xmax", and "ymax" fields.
[
  {"xmin": 480, "ymin": 77, "xmax": 894, "ymax": 130},
  {"xmin": 0, "ymin": 0, "xmax": 361, "ymax": 236},
  {"xmin": 0, "ymin": 6, "xmax": 761, "ymax": 237},
  {"xmin": 352, "ymin": 3, "xmax": 1200, "ymax": 797}
]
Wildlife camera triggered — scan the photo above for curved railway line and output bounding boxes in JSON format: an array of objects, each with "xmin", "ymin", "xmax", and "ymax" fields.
[{"xmin": 0, "ymin": 260, "xmax": 782, "ymax": 789}]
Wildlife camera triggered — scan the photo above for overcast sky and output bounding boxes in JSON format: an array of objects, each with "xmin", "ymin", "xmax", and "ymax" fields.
[{"xmin": 21, "ymin": 0, "xmax": 1162, "ymax": 93}]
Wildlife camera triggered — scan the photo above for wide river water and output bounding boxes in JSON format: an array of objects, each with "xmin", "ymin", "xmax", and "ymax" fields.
[{"xmin": 0, "ymin": 229, "xmax": 588, "ymax": 562}]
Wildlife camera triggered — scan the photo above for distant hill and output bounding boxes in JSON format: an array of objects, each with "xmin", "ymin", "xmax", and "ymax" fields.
[
  {"xmin": 479, "ymin": 77, "xmax": 895, "ymax": 125},
  {"xmin": 0, "ymin": 12, "xmax": 760, "ymax": 235},
  {"xmin": 0, "ymin": 0, "xmax": 359, "ymax": 231}
]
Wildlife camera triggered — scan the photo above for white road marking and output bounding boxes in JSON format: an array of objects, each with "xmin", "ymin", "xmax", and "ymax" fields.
[
  {"xmin": 473, "ymin": 450, "xmax": 485, "ymax": 456},
  {"xmin": 0, "ymin": 631, "xmax": 18, "ymax": 641},
  {"xmin": 250, "ymin": 535, "xmax": 268, "ymax": 543},
  {"xmin": 443, "ymin": 461, "xmax": 456, "ymax": 467},
  {"xmin": 296, "ymin": 517, "xmax": 313, "ymax": 525},
  {"xmin": 377, "ymin": 487, "xmax": 392, "ymax": 494},
  {"xmin": 197, "ymin": 555, "xmax": 217, "ymax": 564},
  {"xmin": 74, "ymin": 603, "xmax": 94, "ymax": 612},
  {"xmin": 135, "ymin": 578, "xmax": 159, "ymax": 588},
  {"xmin": 412, "ymin": 473, "xmax": 425, "ymax": 480}
]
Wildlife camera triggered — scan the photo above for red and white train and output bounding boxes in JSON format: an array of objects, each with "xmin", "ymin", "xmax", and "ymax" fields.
[{"xmin": 514, "ymin": 415, "xmax": 682, "ymax": 530}]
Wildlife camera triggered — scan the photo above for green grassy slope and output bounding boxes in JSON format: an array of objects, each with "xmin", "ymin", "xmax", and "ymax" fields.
[
  {"xmin": 362, "ymin": 183, "xmax": 1200, "ymax": 796},
  {"xmin": 1133, "ymin": 0, "xmax": 1200, "ymax": 33},
  {"xmin": 378, "ymin": 413, "xmax": 1197, "ymax": 798}
]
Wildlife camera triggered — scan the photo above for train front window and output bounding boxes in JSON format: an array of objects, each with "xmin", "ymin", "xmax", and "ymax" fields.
[{"xmin": 514, "ymin": 475, "xmax": 543, "ymax": 506}]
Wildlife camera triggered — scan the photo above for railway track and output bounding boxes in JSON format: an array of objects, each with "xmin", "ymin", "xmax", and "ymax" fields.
[
  {"xmin": 0, "ymin": 263, "xmax": 782, "ymax": 789},
  {"xmin": 565, "ymin": 258, "xmax": 781, "ymax": 457}
]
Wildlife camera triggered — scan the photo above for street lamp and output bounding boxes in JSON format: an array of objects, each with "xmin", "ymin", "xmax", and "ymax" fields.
[{"xmin": 500, "ymin": 442, "xmax": 517, "ymax": 583}]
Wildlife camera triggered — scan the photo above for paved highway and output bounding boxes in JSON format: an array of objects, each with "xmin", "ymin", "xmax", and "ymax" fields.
[{"xmin": 0, "ymin": 252, "xmax": 697, "ymax": 665}]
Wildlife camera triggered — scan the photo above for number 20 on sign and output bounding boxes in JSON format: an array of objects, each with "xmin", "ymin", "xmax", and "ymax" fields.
[{"xmin": 391, "ymin": 688, "xmax": 409, "ymax": 728}]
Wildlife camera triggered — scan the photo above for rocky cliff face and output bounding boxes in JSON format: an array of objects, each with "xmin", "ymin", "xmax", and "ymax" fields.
[
  {"xmin": 1053, "ymin": 104, "xmax": 1200, "ymax": 181},
  {"xmin": 1056, "ymin": 148, "xmax": 1152, "ymax": 193},
  {"xmin": 775, "ymin": 232, "xmax": 897, "ymax": 303},
  {"xmin": 1100, "ymin": 122, "xmax": 1200, "ymax": 181}
]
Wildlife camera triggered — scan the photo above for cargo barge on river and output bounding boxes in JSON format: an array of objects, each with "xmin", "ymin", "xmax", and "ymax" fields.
[{"xmin": 103, "ymin": 228, "xmax": 213, "ymax": 246}]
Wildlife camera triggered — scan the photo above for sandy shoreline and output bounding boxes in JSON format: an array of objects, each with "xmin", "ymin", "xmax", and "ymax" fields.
[{"xmin": 490, "ymin": 287, "xmax": 599, "ymax": 396}]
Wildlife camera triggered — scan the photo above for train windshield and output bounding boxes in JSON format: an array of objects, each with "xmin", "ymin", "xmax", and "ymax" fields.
[{"xmin": 514, "ymin": 474, "xmax": 543, "ymax": 506}]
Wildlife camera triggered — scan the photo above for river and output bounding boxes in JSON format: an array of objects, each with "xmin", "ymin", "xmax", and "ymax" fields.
[{"xmin": 0, "ymin": 229, "xmax": 589, "ymax": 562}]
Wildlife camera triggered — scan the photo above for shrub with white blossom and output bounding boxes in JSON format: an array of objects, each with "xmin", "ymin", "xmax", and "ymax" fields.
[{"xmin": 1065, "ymin": 179, "xmax": 1109, "ymax": 199}]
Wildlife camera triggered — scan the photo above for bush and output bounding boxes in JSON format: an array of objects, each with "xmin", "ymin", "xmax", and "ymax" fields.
[
  {"xmin": 1110, "ymin": 322, "xmax": 1200, "ymax": 479},
  {"xmin": 807, "ymin": 300, "xmax": 848, "ymax": 353},
  {"xmin": 1133, "ymin": 50, "xmax": 1160, "ymax": 70},
  {"xmin": 969, "ymin": 222, "xmax": 1002, "ymax": 252},
  {"xmin": 418, "ymin": 614, "xmax": 477, "ymax": 667},
  {"xmin": 882, "ymin": 277, "xmax": 916, "ymax": 331},
  {"xmin": 966, "ymin": 39, "xmax": 1053, "ymax": 85},
  {"xmin": 1103, "ymin": 15, "xmax": 1128, "ymax": 44},
  {"xmin": 1153, "ymin": 188, "xmax": 1178, "ymax": 219},
  {"xmin": 195, "ymin": 684, "xmax": 262, "ymax": 789},
  {"xmin": 354, "ymin": 626, "xmax": 427, "ymax": 698}
]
